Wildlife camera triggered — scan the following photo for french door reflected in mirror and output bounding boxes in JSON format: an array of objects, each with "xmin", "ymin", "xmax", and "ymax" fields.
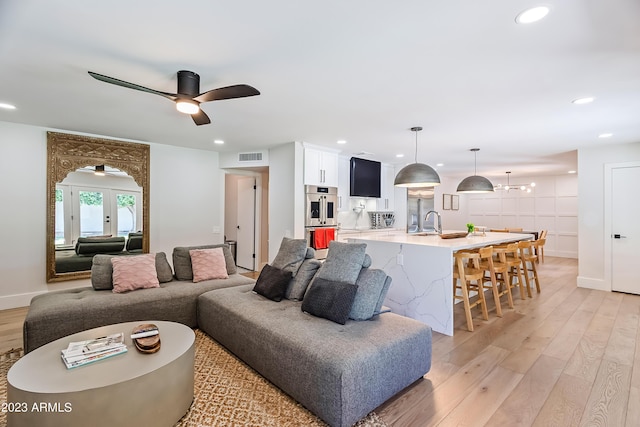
[{"xmin": 55, "ymin": 184, "xmax": 141, "ymax": 246}]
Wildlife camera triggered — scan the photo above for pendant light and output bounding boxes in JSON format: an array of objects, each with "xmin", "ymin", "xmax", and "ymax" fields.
[
  {"xmin": 494, "ymin": 171, "xmax": 536, "ymax": 192},
  {"xmin": 457, "ymin": 148, "xmax": 494, "ymax": 193},
  {"xmin": 394, "ymin": 127, "xmax": 441, "ymax": 187}
]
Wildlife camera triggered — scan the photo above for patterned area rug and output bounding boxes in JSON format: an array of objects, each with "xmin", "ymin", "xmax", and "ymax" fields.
[{"xmin": 0, "ymin": 330, "xmax": 387, "ymax": 427}]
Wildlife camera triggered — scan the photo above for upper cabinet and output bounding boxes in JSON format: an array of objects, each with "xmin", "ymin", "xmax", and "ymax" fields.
[
  {"xmin": 304, "ymin": 146, "xmax": 339, "ymax": 187},
  {"xmin": 377, "ymin": 163, "xmax": 395, "ymax": 211},
  {"xmin": 337, "ymin": 156, "xmax": 350, "ymax": 211}
]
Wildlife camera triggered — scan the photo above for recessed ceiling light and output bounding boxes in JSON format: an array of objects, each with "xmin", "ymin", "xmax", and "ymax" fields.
[
  {"xmin": 213, "ymin": 139, "xmax": 224, "ymax": 145},
  {"xmin": 515, "ymin": 6, "xmax": 550, "ymax": 24},
  {"xmin": 396, "ymin": 154, "xmax": 404, "ymax": 158},
  {"xmin": 598, "ymin": 133, "xmax": 613, "ymax": 138},
  {"xmin": 0, "ymin": 103, "xmax": 16, "ymax": 110},
  {"xmin": 572, "ymin": 97, "xmax": 595, "ymax": 105},
  {"xmin": 436, "ymin": 163, "xmax": 444, "ymax": 167},
  {"xmin": 336, "ymin": 140, "xmax": 347, "ymax": 145},
  {"xmin": 568, "ymin": 170, "xmax": 576, "ymax": 174}
]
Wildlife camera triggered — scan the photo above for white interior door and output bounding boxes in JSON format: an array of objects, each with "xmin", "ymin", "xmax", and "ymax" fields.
[
  {"xmin": 71, "ymin": 186, "xmax": 111, "ymax": 241},
  {"xmin": 236, "ymin": 177, "xmax": 256, "ymax": 270},
  {"xmin": 611, "ymin": 166, "xmax": 640, "ymax": 294}
]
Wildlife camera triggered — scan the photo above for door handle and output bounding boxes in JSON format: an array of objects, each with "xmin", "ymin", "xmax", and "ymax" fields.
[{"xmin": 613, "ymin": 234, "xmax": 627, "ymax": 239}]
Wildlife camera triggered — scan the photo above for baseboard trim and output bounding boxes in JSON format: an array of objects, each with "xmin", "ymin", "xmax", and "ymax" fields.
[
  {"xmin": 546, "ymin": 250, "xmax": 577, "ymax": 259},
  {"xmin": 577, "ymin": 276, "xmax": 609, "ymax": 291},
  {"xmin": 0, "ymin": 291, "xmax": 46, "ymax": 310}
]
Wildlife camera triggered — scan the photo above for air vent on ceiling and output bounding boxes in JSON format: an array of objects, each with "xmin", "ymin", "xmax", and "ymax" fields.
[{"xmin": 238, "ymin": 152, "xmax": 263, "ymax": 162}]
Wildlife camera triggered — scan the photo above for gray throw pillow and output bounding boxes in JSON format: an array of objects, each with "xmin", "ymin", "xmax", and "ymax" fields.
[
  {"xmin": 305, "ymin": 247, "xmax": 315, "ymax": 259},
  {"xmin": 173, "ymin": 244, "xmax": 237, "ymax": 280},
  {"xmin": 91, "ymin": 252, "xmax": 174, "ymax": 290},
  {"xmin": 91, "ymin": 255, "xmax": 115, "ymax": 290},
  {"xmin": 154, "ymin": 252, "xmax": 174, "ymax": 283},
  {"xmin": 301, "ymin": 278, "xmax": 358, "ymax": 325},
  {"xmin": 285, "ymin": 258, "xmax": 322, "ymax": 300},
  {"xmin": 349, "ymin": 268, "xmax": 390, "ymax": 320},
  {"xmin": 373, "ymin": 276, "xmax": 392, "ymax": 315},
  {"xmin": 271, "ymin": 237, "xmax": 308, "ymax": 277},
  {"xmin": 253, "ymin": 264, "xmax": 292, "ymax": 302},
  {"xmin": 315, "ymin": 241, "xmax": 367, "ymax": 285},
  {"xmin": 362, "ymin": 254, "xmax": 372, "ymax": 268}
]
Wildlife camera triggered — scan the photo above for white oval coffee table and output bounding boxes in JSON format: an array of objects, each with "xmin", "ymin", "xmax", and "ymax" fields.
[{"xmin": 7, "ymin": 320, "xmax": 195, "ymax": 427}]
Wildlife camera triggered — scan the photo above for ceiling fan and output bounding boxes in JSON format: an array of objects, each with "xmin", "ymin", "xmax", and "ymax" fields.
[{"xmin": 88, "ymin": 70, "xmax": 260, "ymax": 126}]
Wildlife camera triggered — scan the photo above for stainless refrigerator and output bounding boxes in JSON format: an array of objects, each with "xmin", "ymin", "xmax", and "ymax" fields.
[{"xmin": 406, "ymin": 188, "xmax": 435, "ymax": 233}]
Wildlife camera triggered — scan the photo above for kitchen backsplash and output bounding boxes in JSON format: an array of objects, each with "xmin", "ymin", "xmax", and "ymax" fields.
[{"xmin": 337, "ymin": 198, "xmax": 393, "ymax": 229}]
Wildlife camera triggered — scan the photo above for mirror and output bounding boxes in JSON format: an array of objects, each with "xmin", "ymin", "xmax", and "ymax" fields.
[{"xmin": 46, "ymin": 132, "xmax": 150, "ymax": 282}]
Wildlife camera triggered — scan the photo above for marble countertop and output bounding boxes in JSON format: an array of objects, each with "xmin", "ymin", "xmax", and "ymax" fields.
[{"xmin": 348, "ymin": 230, "xmax": 533, "ymax": 250}]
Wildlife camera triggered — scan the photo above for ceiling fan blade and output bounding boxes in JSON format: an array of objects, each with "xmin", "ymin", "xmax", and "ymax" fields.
[
  {"xmin": 88, "ymin": 71, "xmax": 177, "ymax": 101},
  {"xmin": 191, "ymin": 109, "xmax": 211, "ymax": 126},
  {"xmin": 194, "ymin": 84, "xmax": 260, "ymax": 103}
]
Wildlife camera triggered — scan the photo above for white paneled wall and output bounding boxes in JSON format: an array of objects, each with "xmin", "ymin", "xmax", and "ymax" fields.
[{"xmin": 467, "ymin": 175, "xmax": 577, "ymax": 258}]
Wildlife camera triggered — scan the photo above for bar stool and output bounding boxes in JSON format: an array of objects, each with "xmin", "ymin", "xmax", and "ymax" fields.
[
  {"xmin": 481, "ymin": 245, "xmax": 515, "ymax": 310},
  {"xmin": 534, "ymin": 231, "xmax": 547, "ymax": 263},
  {"xmin": 453, "ymin": 247, "xmax": 491, "ymax": 332},
  {"xmin": 518, "ymin": 240, "xmax": 540, "ymax": 296},
  {"xmin": 497, "ymin": 242, "xmax": 527, "ymax": 300}
]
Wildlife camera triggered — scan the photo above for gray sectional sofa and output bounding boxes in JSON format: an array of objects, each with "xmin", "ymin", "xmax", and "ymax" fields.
[
  {"xmin": 199, "ymin": 284, "xmax": 431, "ymax": 427},
  {"xmin": 24, "ymin": 244, "xmax": 252, "ymax": 353},
  {"xmin": 23, "ymin": 239, "xmax": 432, "ymax": 427}
]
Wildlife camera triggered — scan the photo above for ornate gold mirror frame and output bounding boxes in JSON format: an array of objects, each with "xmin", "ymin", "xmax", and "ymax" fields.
[{"xmin": 46, "ymin": 131, "xmax": 150, "ymax": 282}]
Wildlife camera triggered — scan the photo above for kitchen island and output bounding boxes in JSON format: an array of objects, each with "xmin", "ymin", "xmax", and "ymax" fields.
[{"xmin": 348, "ymin": 231, "xmax": 533, "ymax": 336}]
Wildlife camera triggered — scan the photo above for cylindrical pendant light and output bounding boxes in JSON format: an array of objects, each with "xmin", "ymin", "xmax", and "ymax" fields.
[
  {"xmin": 457, "ymin": 148, "xmax": 494, "ymax": 193},
  {"xmin": 394, "ymin": 127, "xmax": 441, "ymax": 187}
]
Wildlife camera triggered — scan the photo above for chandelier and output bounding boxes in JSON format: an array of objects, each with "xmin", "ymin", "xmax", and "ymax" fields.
[{"xmin": 493, "ymin": 171, "xmax": 536, "ymax": 193}]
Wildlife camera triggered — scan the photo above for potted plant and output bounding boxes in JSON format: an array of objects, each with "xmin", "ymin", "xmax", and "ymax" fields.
[{"xmin": 466, "ymin": 223, "xmax": 475, "ymax": 235}]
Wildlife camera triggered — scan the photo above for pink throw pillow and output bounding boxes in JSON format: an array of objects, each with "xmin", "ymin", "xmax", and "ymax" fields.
[
  {"xmin": 111, "ymin": 253, "xmax": 160, "ymax": 293},
  {"xmin": 190, "ymin": 248, "xmax": 229, "ymax": 282}
]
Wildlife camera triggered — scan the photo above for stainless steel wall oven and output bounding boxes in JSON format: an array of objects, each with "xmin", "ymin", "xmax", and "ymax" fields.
[{"xmin": 305, "ymin": 185, "xmax": 338, "ymax": 259}]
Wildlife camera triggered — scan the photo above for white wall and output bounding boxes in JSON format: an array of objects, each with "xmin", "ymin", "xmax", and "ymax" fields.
[
  {"xmin": 435, "ymin": 177, "xmax": 468, "ymax": 230},
  {"xmin": 267, "ymin": 142, "xmax": 304, "ymax": 262},
  {"xmin": 0, "ymin": 121, "xmax": 223, "ymax": 309},
  {"xmin": 577, "ymin": 141, "xmax": 640, "ymax": 290},
  {"xmin": 463, "ymin": 174, "xmax": 578, "ymax": 258},
  {"xmin": 148, "ymin": 143, "xmax": 224, "ymax": 258}
]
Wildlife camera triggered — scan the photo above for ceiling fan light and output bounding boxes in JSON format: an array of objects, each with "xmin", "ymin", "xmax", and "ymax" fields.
[
  {"xmin": 176, "ymin": 100, "xmax": 200, "ymax": 115},
  {"xmin": 457, "ymin": 175, "xmax": 494, "ymax": 193},
  {"xmin": 394, "ymin": 163, "xmax": 441, "ymax": 187}
]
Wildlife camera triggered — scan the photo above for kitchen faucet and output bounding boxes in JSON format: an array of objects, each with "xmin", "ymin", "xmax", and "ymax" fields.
[{"xmin": 424, "ymin": 210, "xmax": 442, "ymax": 235}]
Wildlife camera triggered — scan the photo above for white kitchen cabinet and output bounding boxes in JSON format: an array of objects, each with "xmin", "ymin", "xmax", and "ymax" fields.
[
  {"xmin": 337, "ymin": 156, "xmax": 350, "ymax": 211},
  {"xmin": 304, "ymin": 147, "xmax": 339, "ymax": 187},
  {"xmin": 376, "ymin": 163, "xmax": 395, "ymax": 211}
]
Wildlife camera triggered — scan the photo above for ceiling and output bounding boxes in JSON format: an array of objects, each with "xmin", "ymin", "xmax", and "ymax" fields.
[{"xmin": 1, "ymin": 0, "xmax": 640, "ymax": 181}]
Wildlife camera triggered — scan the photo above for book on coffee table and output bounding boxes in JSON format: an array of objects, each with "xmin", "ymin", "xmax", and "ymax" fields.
[{"xmin": 61, "ymin": 332, "xmax": 127, "ymax": 369}]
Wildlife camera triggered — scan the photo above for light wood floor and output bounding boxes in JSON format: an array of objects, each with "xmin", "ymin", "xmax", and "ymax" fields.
[
  {"xmin": 2, "ymin": 259, "xmax": 638, "ymax": 426},
  {"xmin": 377, "ymin": 257, "xmax": 640, "ymax": 426}
]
